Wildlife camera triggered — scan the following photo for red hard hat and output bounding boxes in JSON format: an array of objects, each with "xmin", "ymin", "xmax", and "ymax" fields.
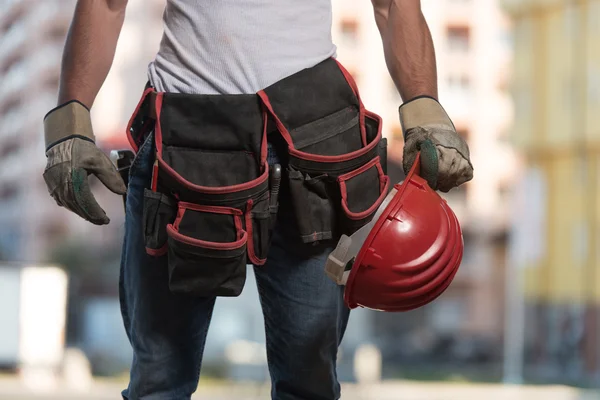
[{"xmin": 344, "ymin": 153, "xmax": 464, "ymax": 312}]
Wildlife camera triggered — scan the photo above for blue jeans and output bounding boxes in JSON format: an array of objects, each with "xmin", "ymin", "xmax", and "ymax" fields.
[{"xmin": 119, "ymin": 132, "xmax": 351, "ymax": 400}]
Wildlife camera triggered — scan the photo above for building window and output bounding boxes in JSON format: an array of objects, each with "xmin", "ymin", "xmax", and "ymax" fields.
[
  {"xmin": 0, "ymin": 98, "xmax": 21, "ymax": 117},
  {"xmin": 0, "ymin": 5, "xmax": 26, "ymax": 33},
  {"xmin": 446, "ymin": 25, "xmax": 471, "ymax": 52},
  {"xmin": 48, "ymin": 24, "xmax": 68, "ymax": 41},
  {"xmin": 427, "ymin": 297, "xmax": 468, "ymax": 334},
  {"xmin": 572, "ymin": 222, "xmax": 588, "ymax": 263},
  {"xmin": 0, "ymin": 138, "xmax": 21, "ymax": 158},
  {"xmin": 447, "ymin": 75, "xmax": 471, "ymax": 91},
  {"xmin": 0, "ymin": 183, "xmax": 19, "ymax": 201},
  {"xmin": 497, "ymin": 71, "xmax": 510, "ymax": 93},
  {"xmin": 0, "ymin": 53, "xmax": 22, "ymax": 75},
  {"xmin": 42, "ymin": 220, "xmax": 69, "ymax": 239},
  {"xmin": 43, "ymin": 75, "xmax": 59, "ymax": 92},
  {"xmin": 339, "ymin": 19, "xmax": 359, "ymax": 47},
  {"xmin": 497, "ymin": 179, "xmax": 510, "ymax": 204},
  {"xmin": 446, "ymin": 74, "xmax": 472, "ymax": 102}
]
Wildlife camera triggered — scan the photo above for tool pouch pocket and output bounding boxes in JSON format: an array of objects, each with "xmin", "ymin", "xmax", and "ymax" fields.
[
  {"xmin": 166, "ymin": 203, "xmax": 248, "ymax": 297},
  {"xmin": 142, "ymin": 188, "xmax": 177, "ymax": 256},
  {"xmin": 247, "ymin": 192, "xmax": 272, "ymax": 263},
  {"xmin": 337, "ymin": 155, "xmax": 389, "ymax": 233},
  {"xmin": 287, "ymin": 168, "xmax": 337, "ymax": 243},
  {"xmin": 259, "ymin": 58, "xmax": 390, "ymax": 243},
  {"xmin": 285, "ymin": 119, "xmax": 389, "ymax": 243},
  {"xmin": 291, "ymin": 106, "xmax": 363, "ymax": 156}
]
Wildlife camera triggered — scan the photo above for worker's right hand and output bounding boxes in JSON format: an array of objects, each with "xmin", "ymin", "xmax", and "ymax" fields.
[
  {"xmin": 399, "ymin": 96, "xmax": 473, "ymax": 193},
  {"xmin": 42, "ymin": 100, "xmax": 127, "ymax": 225}
]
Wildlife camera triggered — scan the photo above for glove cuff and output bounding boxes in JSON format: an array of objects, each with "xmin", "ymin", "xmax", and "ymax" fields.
[
  {"xmin": 44, "ymin": 100, "xmax": 95, "ymax": 151},
  {"xmin": 398, "ymin": 96, "xmax": 455, "ymax": 137}
]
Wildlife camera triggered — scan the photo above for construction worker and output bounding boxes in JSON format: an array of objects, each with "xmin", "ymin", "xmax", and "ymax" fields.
[{"xmin": 42, "ymin": 0, "xmax": 473, "ymax": 399}]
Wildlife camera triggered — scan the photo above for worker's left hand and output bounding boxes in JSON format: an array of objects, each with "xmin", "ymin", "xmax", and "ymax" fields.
[{"xmin": 399, "ymin": 96, "xmax": 473, "ymax": 192}]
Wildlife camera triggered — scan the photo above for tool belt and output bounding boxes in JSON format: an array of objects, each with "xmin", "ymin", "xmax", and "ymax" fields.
[{"xmin": 126, "ymin": 58, "xmax": 389, "ymax": 298}]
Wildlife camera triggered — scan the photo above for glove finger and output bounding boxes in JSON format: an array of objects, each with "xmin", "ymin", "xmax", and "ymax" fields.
[
  {"xmin": 49, "ymin": 189, "xmax": 66, "ymax": 208},
  {"xmin": 75, "ymin": 140, "xmax": 127, "ymax": 195},
  {"xmin": 42, "ymin": 167, "xmax": 67, "ymax": 208},
  {"xmin": 436, "ymin": 149, "xmax": 460, "ymax": 192},
  {"xmin": 453, "ymin": 157, "xmax": 474, "ymax": 187},
  {"xmin": 69, "ymin": 168, "xmax": 111, "ymax": 225},
  {"xmin": 402, "ymin": 127, "xmax": 428, "ymax": 175},
  {"xmin": 92, "ymin": 153, "xmax": 127, "ymax": 195},
  {"xmin": 436, "ymin": 148, "xmax": 473, "ymax": 192},
  {"xmin": 47, "ymin": 178, "xmax": 108, "ymax": 225},
  {"xmin": 402, "ymin": 145, "xmax": 418, "ymax": 176},
  {"xmin": 418, "ymin": 139, "xmax": 439, "ymax": 190}
]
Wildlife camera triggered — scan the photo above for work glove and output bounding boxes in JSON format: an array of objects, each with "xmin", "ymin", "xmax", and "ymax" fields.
[
  {"xmin": 399, "ymin": 96, "xmax": 473, "ymax": 192},
  {"xmin": 43, "ymin": 100, "xmax": 127, "ymax": 225}
]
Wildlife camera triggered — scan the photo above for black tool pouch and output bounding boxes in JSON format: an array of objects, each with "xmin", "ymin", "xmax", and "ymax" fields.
[
  {"xmin": 258, "ymin": 58, "xmax": 389, "ymax": 244},
  {"xmin": 126, "ymin": 90, "xmax": 275, "ymax": 298}
]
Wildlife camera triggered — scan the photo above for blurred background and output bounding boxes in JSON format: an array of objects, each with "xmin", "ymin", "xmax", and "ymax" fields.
[{"xmin": 0, "ymin": 0, "xmax": 598, "ymax": 398}]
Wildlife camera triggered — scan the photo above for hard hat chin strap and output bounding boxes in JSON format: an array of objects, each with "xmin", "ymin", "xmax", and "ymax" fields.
[{"xmin": 325, "ymin": 187, "xmax": 399, "ymax": 285}]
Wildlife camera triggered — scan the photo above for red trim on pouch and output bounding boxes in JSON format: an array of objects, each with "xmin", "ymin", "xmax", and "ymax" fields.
[{"xmin": 245, "ymin": 199, "xmax": 267, "ymax": 266}]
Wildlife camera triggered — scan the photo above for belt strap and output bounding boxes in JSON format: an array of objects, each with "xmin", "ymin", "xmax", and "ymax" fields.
[{"xmin": 147, "ymin": 91, "xmax": 158, "ymax": 120}]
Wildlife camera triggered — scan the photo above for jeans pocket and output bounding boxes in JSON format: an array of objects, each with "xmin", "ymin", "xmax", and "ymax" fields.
[
  {"xmin": 128, "ymin": 131, "xmax": 155, "ymax": 180},
  {"xmin": 166, "ymin": 202, "xmax": 248, "ymax": 297}
]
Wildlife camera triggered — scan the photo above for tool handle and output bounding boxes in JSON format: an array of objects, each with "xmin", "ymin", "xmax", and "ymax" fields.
[
  {"xmin": 270, "ymin": 164, "xmax": 282, "ymax": 207},
  {"xmin": 110, "ymin": 149, "xmax": 135, "ymax": 213}
]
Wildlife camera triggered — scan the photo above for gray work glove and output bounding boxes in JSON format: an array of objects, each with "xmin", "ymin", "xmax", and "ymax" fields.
[
  {"xmin": 399, "ymin": 96, "xmax": 474, "ymax": 192},
  {"xmin": 43, "ymin": 100, "xmax": 127, "ymax": 225}
]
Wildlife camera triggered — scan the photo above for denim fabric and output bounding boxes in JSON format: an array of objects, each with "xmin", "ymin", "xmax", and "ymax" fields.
[{"xmin": 119, "ymin": 132, "xmax": 350, "ymax": 400}]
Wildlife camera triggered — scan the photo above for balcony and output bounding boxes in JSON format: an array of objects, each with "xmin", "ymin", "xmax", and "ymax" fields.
[
  {"xmin": 0, "ymin": 109, "xmax": 25, "ymax": 141},
  {"xmin": 0, "ymin": 21, "xmax": 28, "ymax": 61},
  {"xmin": 33, "ymin": 42, "xmax": 63, "ymax": 74},
  {"xmin": 0, "ymin": 0, "xmax": 29, "ymax": 32},
  {"xmin": 26, "ymin": 1, "xmax": 66, "ymax": 28},
  {"xmin": 443, "ymin": 0, "xmax": 474, "ymax": 26},
  {"xmin": 501, "ymin": 0, "xmax": 564, "ymax": 15},
  {"xmin": 439, "ymin": 88, "xmax": 473, "ymax": 125},
  {"xmin": 0, "ymin": 151, "xmax": 25, "ymax": 183},
  {"xmin": 0, "ymin": 61, "xmax": 29, "ymax": 102}
]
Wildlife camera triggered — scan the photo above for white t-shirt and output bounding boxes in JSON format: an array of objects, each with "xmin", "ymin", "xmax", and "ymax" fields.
[{"xmin": 147, "ymin": 0, "xmax": 337, "ymax": 95}]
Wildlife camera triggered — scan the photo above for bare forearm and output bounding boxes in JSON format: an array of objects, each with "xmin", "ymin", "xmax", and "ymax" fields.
[
  {"xmin": 58, "ymin": 0, "xmax": 128, "ymax": 108},
  {"xmin": 373, "ymin": 0, "xmax": 437, "ymax": 101}
]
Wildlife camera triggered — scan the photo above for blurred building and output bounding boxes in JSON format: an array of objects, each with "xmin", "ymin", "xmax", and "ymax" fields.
[
  {"xmin": 0, "ymin": 0, "xmax": 164, "ymax": 263},
  {"xmin": 0, "ymin": 0, "xmax": 164, "ymax": 368},
  {"xmin": 503, "ymin": 0, "xmax": 600, "ymax": 385},
  {"xmin": 0, "ymin": 0, "xmax": 520, "ymax": 379},
  {"xmin": 0, "ymin": 0, "xmax": 76, "ymax": 262},
  {"xmin": 332, "ymin": 0, "xmax": 517, "ymax": 366}
]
